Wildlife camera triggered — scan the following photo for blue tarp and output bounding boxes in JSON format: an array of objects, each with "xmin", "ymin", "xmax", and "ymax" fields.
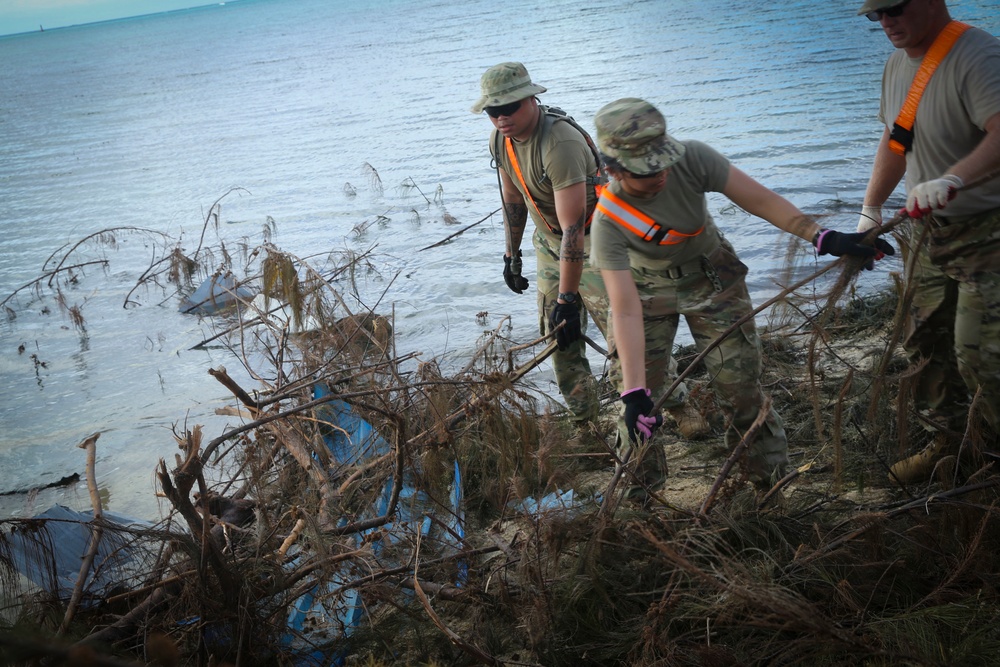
[
  {"xmin": 4, "ymin": 505, "xmax": 152, "ymax": 602},
  {"xmin": 281, "ymin": 384, "xmax": 465, "ymax": 665}
]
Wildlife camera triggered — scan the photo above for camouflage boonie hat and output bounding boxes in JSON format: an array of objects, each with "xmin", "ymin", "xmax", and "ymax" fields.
[
  {"xmin": 470, "ymin": 62, "xmax": 547, "ymax": 114},
  {"xmin": 594, "ymin": 98, "xmax": 685, "ymax": 175},
  {"xmin": 857, "ymin": 0, "xmax": 906, "ymax": 15}
]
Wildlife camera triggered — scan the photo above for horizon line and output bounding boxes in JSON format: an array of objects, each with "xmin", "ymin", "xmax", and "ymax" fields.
[{"xmin": 0, "ymin": 1, "xmax": 237, "ymax": 39}]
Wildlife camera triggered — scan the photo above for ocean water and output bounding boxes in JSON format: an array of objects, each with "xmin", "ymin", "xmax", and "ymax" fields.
[{"xmin": 1, "ymin": 0, "xmax": 998, "ymax": 520}]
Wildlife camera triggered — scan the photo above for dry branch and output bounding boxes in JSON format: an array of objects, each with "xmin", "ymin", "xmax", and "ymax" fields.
[
  {"xmin": 654, "ymin": 257, "xmax": 841, "ymax": 412},
  {"xmin": 0, "ymin": 260, "xmax": 109, "ymax": 309},
  {"xmin": 57, "ymin": 432, "xmax": 103, "ymax": 636},
  {"xmin": 419, "ymin": 208, "xmax": 501, "ymax": 251},
  {"xmin": 413, "ymin": 534, "xmax": 503, "ymax": 666},
  {"xmin": 698, "ymin": 398, "xmax": 771, "ymax": 517}
]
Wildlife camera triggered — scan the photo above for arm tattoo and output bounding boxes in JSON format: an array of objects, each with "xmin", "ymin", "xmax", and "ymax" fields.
[
  {"xmin": 503, "ymin": 202, "xmax": 528, "ymax": 232},
  {"xmin": 559, "ymin": 214, "xmax": 587, "ymax": 263}
]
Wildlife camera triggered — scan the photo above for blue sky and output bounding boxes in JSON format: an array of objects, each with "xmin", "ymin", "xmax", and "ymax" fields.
[{"xmin": 0, "ymin": 1, "xmax": 211, "ymax": 36}]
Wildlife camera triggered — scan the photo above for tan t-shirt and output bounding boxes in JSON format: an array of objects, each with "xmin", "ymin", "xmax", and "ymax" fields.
[
  {"xmin": 489, "ymin": 106, "xmax": 599, "ymax": 235},
  {"xmin": 590, "ymin": 140, "xmax": 728, "ymax": 271},
  {"xmin": 878, "ymin": 25, "xmax": 1000, "ymax": 217}
]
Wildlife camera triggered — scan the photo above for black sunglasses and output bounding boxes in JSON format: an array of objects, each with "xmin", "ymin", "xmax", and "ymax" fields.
[
  {"xmin": 484, "ymin": 100, "xmax": 523, "ymax": 118},
  {"xmin": 866, "ymin": 0, "xmax": 911, "ymax": 21},
  {"xmin": 625, "ymin": 168, "xmax": 665, "ymax": 179}
]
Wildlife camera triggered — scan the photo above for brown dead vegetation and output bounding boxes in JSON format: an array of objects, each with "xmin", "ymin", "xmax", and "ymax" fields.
[{"xmin": 1, "ymin": 200, "xmax": 999, "ymax": 666}]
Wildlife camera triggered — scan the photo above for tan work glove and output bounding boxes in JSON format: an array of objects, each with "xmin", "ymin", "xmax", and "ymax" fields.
[
  {"xmin": 906, "ymin": 174, "xmax": 963, "ymax": 217},
  {"xmin": 856, "ymin": 205, "xmax": 882, "ymax": 233}
]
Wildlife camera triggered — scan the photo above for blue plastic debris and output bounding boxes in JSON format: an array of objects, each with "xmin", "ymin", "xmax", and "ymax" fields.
[
  {"xmin": 511, "ymin": 489, "xmax": 600, "ymax": 519},
  {"xmin": 5, "ymin": 505, "xmax": 152, "ymax": 603},
  {"xmin": 278, "ymin": 384, "xmax": 466, "ymax": 665}
]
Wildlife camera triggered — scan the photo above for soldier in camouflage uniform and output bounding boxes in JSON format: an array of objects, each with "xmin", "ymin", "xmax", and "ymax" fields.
[
  {"xmin": 589, "ymin": 98, "xmax": 893, "ymax": 495},
  {"xmin": 854, "ymin": 0, "xmax": 1000, "ymax": 482},
  {"xmin": 471, "ymin": 62, "xmax": 609, "ymax": 423}
]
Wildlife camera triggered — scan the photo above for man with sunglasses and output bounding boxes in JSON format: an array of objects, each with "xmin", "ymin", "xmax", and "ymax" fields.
[
  {"xmin": 855, "ymin": 0, "xmax": 1000, "ymax": 482},
  {"xmin": 590, "ymin": 98, "xmax": 893, "ymax": 499},
  {"xmin": 470, "ymin": 62, "xmax": 658, "ymax": 432}
]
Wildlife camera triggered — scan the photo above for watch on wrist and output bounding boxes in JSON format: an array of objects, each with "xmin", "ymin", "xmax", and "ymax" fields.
[{"xmin": 557, "ymin": 291, "xmax": 577, "ymax": 304}]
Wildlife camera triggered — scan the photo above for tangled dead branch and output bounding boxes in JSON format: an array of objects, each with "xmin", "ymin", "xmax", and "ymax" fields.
[{"xmin": 2, "ymin": 199, "xmax": 999, "ymax": 666}]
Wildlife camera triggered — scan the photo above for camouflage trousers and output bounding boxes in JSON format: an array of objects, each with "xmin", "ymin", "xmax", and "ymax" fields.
[
  {"xmin": 900, "ymin": 207, "xmax": 1000, "ymax": 431},
  {"xmin": 608, "ymin": 239, "xmax": 788, "ymax": 487},
  {"xmin": 533, "ymin": 228, "xmax": 610, "ymax": 422}
]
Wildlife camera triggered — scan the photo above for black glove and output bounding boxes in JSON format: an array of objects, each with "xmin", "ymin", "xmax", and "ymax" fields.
[
  {"xmin": 813, "ymin": 228, "xmax": 895, "ymax": 270},
  {"xmin": 621, "ymin": 388, "xmax": 663, "ymax": 444},
  {"xmin": 502, "ymin": 250, "xmax": 529, "ymax": 294},
  {"xmin": 549, "ymin": 299, "xmax": 582, "ymax": 351}
]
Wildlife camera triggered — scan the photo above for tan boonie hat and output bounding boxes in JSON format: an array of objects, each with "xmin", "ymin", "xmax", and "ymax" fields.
[
  {"xmin": 470, "ymin": 62, "xmax": 547, "ymax": 114},
  {"xmin": 594, "ymin": 98, "xmax": 685, "ymax": 175},
  {"xmin": 857, "ymin": 0, "xmax": 907, "ymax": 15}
]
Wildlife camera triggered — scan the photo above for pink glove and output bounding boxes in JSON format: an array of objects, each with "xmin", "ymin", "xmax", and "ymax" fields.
[
  {"xmin": 620, "ymin": 388, "xmax": 663, "ymax": 443},
  {"xmin": 906, "ymin": 174, "xmax": 963, "ymax": 217}
]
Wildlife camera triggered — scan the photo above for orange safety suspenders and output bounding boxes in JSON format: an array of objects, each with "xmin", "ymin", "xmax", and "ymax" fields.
[
  {"xmin": 889, "ymin": 20, "xmax": 971, "ymax": 156},
  {"xmin": 595, "ymin": 189, "xmax": 703, "ymax": 245},
  {"xmin": 503, "ymin": 136, "xmax": 602, "ymax": 236},
  {"xmin": 504, "ymin": 138, "xmax": 555, "ymax": 234}
]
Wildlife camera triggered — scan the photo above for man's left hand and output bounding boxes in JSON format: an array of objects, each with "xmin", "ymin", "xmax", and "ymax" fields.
[
  {"xmin": 906, "ymin": 174, "xmax": 963, "ymax": 217},
  {"xmin": 549, "ymin": 300, "xmax": 582, "ymax": 351}
]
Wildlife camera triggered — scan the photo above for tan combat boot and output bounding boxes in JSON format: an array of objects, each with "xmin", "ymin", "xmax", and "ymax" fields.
[
  {"xmin": 888, "ymin": 435, "xmax": 952, "ymax": 484},
  {"xmin": 667, "ymin": 403, "xmax": 710, "ymax": 440}
]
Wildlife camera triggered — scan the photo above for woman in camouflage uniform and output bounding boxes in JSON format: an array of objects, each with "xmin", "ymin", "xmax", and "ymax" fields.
[{"xmin": 589, "ymin": 98, "xmax": 894, "ymax": 496}]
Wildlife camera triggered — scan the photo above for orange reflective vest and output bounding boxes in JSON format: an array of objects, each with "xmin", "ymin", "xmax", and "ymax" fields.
[
  {"xmin": 595, "ymin": 189, "xmax": 704, "ymax": 245},
  {"xmin": 889, "ymin": 20, "xmax": 971, "ymax": 156}
]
